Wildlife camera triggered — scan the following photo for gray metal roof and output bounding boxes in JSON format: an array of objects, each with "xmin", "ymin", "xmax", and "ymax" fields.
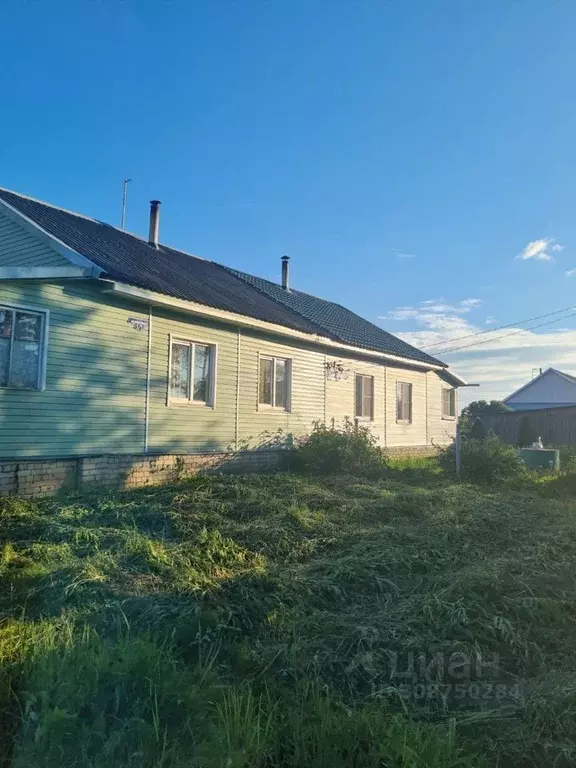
[{"xmin": 0, "ymin": 188, "xmax": 445, "ymax": 367}]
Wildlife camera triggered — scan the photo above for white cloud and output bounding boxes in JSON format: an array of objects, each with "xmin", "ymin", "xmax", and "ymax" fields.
[
  {"xmin": 379, "ymin": 298, "xmax": 576, "ymax": 408},
  {"xmin": 516, "ymin": 237, "xmax": 563, "ymax": 262},
  {"xmin": 380, "ymin": 298, "xmax": 481, "ymax": 322},
  {"xmin": 393, "ymin": 249, "xmax": 416, "ymax": 259},
  {"xmin": 485, "ymin": 315, "xmax": 496, "ymax": 324},
  {"xmin": 566, "ymin": 268, "xmax": 576, "ymax": 277}
]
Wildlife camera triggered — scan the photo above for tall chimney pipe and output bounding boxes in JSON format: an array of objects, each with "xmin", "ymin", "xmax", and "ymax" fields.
[
  {"xmin": 148, "ymin": 200, "xmax": 161, "ymax": 247},
  {"xmin": 281, "ymin": 255, "xmax": 290, "ymax": 291}
]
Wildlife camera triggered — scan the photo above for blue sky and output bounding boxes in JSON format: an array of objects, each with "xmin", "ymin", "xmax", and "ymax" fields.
[{"xmin": 2, "ymin": 0, "xmax": 576, "ymax": 405}]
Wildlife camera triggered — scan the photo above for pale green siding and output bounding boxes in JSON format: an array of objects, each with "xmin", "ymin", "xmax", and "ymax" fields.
[
  {"xmin": 237, "ymin": 331, "xmax": 326, "ymax": 448},
  {"xmin": 0, "ymin": 279, "xmax": 455, "ymax": 459},
  {"xmin": 0, "ymin": 280, "xmax": 148, "ymax": 458},
  {"xmin": 147, "ymin": 308, "xmax": 239, "ymax": 453},
  {"xmin": 0, "ymin": 209, "xmax": 70, "ymax": 267},
  {"xmin": 325, "ymin": 352, "xmax": 387, "ymax": 444}
]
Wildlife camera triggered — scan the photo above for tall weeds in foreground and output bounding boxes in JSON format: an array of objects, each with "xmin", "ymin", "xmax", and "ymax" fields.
[{"xmin": 3, "ymin": 470, "xmax": 576, "ymax": 765}]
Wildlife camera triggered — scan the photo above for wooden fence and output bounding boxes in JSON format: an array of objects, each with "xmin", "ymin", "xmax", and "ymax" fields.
[{"xmin": 479, "ymin": 406, "xmax": 576, "ymax": 446}]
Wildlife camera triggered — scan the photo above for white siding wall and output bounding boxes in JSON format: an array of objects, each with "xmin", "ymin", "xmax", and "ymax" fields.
[
  {"xmin": 506, "ymin": 370, "xmax": 576, "ymax": 407},
  {"xmin": 385, "ymin": 366, "xmax": 428, "ymax": 447},
  {"xmin": 426, "ymin": 371, "xmax": 457, "ymax": 446},
  {"xmin": 325, "ymin": 353, "xmax": 386, "ymax": 444}
]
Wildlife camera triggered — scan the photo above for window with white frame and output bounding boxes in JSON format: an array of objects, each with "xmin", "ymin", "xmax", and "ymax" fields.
[
  {"xmin": 442, "ymin": 387, "xmax": 456, "ymax": 418},
  {"xmin": 396, "ymin": 381, "xmax": 412, "ymax": 423},
  {"xmin": 0, "ymin": 305, "xmax": 47, "ymax": 390},
  {"xmin": 169, "ymin": 338, "xmax": 216, "ymax": 405},
  {"xmin": 355, "ymin": 374, "xmax": 374, "ymax": 419},
  {"xmin": 259, "ymin": 356, "xmax": 290, "ymax": 409}
]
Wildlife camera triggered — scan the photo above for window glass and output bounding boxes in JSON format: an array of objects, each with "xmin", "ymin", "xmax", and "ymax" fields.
[
  {"xmin": 355, "ymin": 374, "xmax": 363, "ymax": 417},
  {"xmin": 0, "ymin": 307, "xmax": 45, "ymax": 390},
  {"xmin": 10, "ymin": 341, "xmax": 40, "ymax": 389},
  {"xmin": 0, "ymin": 338, "xmax": 9, "ymax": 387},
  {"xmin": 396, "ymin": 381, "xmax": 412, "ymax": 422},
  {"xmin": 259, "ymin": 357, "xmax": 274, "ymax": 405},
  {"xmin": 363, "ymin": 375, "xmax": 374, "ymax": 418},
  {"xmin": 355, "ymin": 374, "xmax": 374, "ymax": 418},
  {"xmin": 193, "ymin": 344, "xmax": 210, "ymax": 402},
  {"xmin": 274, "ymin": 358, "xmax": 287, "ymax": 408},
  {"xmin": 170, "ymin": 343, "xmax": 190, "ymax": 399},
  {"xmin": 442, "ymin": 388, "xmax": 455, "ymax": 417},
  {"xmin": 0, "ymin": 308, "xmax": 13, "ymax": 338}
]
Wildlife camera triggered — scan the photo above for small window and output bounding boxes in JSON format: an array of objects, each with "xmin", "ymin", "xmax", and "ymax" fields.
[
  {"xmin": 259, "ymin": 355, "xmax": 290, "ymax": 409},
  {"xmin": 396, "ymin": 381, "xmax": 412, "ymax": 423},
  {"xmin": 169, "ymin": 338, "xmax": 215, "ymax": 405},
  {"xmin": 442, "ymin": 387, "xmax": 456, "ymax": 418},
  {"xmin": 355, "ymin": 374, "xmax": 374, "ymax": 419},
  {"xmin": 0, "ymin": 305, "xmax": 47, "ymax": 390}
]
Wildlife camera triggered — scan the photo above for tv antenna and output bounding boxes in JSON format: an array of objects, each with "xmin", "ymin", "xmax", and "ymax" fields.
[{"xmin": 121, "ymin": 178, "xmax": 131, "ymax": 230}]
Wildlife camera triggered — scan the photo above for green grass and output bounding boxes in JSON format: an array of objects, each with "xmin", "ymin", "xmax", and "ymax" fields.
[{"xmin": 2, "ymin": 468, "xmax": 576, "ymax": 766}]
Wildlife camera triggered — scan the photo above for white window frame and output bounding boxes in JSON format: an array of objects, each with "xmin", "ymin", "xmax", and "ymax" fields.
[
  {"xmin": 354, "ymin": 373, "xmax": 374, "ymax": 421},
  {"xmin": 0, "ymin": 302, "xmax": 49, "ymax": 391},
  {"xmin": 167, "ymin": 334, "xmax": 217, "ymax": 407},
  {"xmin": 257, "ymin": 353, "xmax": 292, "ymax": 411},
  {"xmin": 442, "ymin": 387, "xmax": 456, "ymax": 420},
  {"xmin": 396, "ymin": 380, "xmax": 413, "ymax": 424}
]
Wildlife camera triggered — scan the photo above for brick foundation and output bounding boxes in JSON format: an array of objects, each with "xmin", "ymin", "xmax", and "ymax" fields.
[
  {"xmin": 0, "ymin": 450, "xmax": 284, "ymax": 499},
  {"xmin": 0, "ymin": 444, "xmax": 441, "ymax": 499},
  {"xmin": 385, "ymin": 445, "xmax": 441, "ymax": 459}
]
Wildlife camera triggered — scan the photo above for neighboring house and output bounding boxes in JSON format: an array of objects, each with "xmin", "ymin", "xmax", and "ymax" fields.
[
  {"xmin": 0, "ymin": 188, "xmax": 465, "ymax": 462},
  {"xmin": 504, "ymin": 368, "xmax": 576, "ymax": 411}
]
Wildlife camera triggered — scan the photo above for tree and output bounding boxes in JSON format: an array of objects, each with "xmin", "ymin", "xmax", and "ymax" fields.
[
  {"xmin": 469, "ymin": 417, "xmax": 487, "ymax": 440},
  {"xmin": 517, "ymin": 414, "xmax": 538, "ymax": 447},
  {"xmin": 459, "ymin": 400, "xmax": 509, "ymax": 438},
  {"xmin": 461, "ymin": 400, "xmax": 510, "ymax": 419}
]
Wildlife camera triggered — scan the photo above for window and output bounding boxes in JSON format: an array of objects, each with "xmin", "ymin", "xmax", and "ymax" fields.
[
  {"xmin": 442, "ymin": 387, "xmax": 456, "ymax": 418},
  {"xmin": 169, "ymin": 338, "xmax": 216, "ymax": 405},
  {"xmin": 396, "ymin": 381, "xmax": 412, "ymax": 423},
  {"xmin": 355, "ymin": 374, "xmax": 374, "ymax": 419},
  {"xmin": 259, "ymin": 356, "xmax": 290, "ymax": 409},
  {"xmin": 0, "ymin": 305, "xmax": 47, "ymax": 390}
]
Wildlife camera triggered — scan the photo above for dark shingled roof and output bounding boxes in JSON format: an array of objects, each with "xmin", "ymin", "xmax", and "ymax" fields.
[
  {"xmin": 0, "ymin": 188, "xmax": 445, "ymax": 367},
  {"xmin": 225, "ymin": 269, "xmax": 445, "ymax": 367}
]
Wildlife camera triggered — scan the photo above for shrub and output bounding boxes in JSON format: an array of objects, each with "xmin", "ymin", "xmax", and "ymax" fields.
[
  {"xmin": 517, "ymin": 414, "xmax": 538, "ymax": 447},
  {"xmin": 289, "ymin": 419, "xmax": 389, "ymax": 479},
  {"xmin": 469, "ymin": 417, "xmax": 487, "ymax": 440},
  {"xmin": 557, "ymin": 444, "xmax": 576, "ymax": 473},
  {"xmin": 439, "ymin": 435, "xmax": 527, "ymax": 483}
]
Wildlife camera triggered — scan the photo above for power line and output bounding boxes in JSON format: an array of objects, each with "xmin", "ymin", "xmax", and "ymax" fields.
[
  {"xmin": 439, "ymin": 310, "xmax": 576, "ymax": 356},
  {"xmin": 422, "ymin": 304, "xmax": 576, "ymax": 351}
]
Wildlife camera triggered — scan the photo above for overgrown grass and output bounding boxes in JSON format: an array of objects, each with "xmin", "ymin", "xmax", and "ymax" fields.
[{"xmin": 2, "ymin": 468, "xmax": 576, "ymax": 765}]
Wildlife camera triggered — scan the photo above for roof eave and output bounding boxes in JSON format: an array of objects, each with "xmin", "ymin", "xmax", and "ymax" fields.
[{"xmin": 104, "ymin": 280, "xmax": 450, "ymax": 372}]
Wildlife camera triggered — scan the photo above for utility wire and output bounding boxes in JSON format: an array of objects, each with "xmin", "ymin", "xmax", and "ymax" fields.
[
  {"xmin": 439, "ymin": 310, "xmax": 576, "ymax": 356},
  {"xmin": 422, "ymin": 304, "xmax": 576, "ymax": 350}
]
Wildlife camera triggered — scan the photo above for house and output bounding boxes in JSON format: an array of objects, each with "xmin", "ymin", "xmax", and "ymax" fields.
[
  {"xmin": 504, "ymin": 368, "xmax": 576, "ymax": 411},
  {"xmin": 0, "ymin": 188, "xmax": 465, "ymax": 489}
]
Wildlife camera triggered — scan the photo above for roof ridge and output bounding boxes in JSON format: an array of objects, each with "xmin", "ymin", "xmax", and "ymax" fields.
[
  {"xmin": 225, "ymin": 265, "xmax": 446, "ymax": 367},
  {"xmin": 219, "ymin": 264, "xmax": 328, "ymax": 336},
  {"xmin": 0, "ymin": 185, "xmax": 117, "ymax": 227},
  {"xmin": 0, "ymin": 186, "xmax": 211, "ymax": 263}
]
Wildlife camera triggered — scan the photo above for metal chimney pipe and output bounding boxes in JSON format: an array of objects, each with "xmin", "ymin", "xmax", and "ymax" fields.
[
  {"xmin": 148, "ymin": 200, "xmax": 161, "ymax": 247},
  {"xmin": 281, "ymin": 255, "xmax": 290, "ymax": 291}
]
